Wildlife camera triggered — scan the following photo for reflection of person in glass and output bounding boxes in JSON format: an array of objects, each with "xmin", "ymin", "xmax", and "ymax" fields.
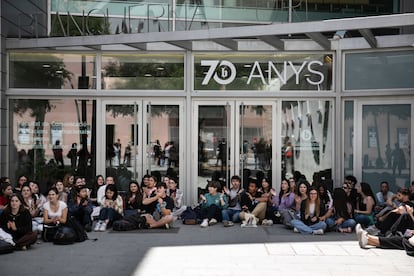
[
  {"xmin": 123, "ymin": 142, "xmax": 132, "ymax": 167},
  {"xmin": 67, "ymin": 143, "xmax": 78, "ymax": 169},
  {"xmin": 52, "ymin": 140, "xmax": 64, "ymax": 168},
  {"xmin": 385, "ymin": 144, "xmax": 392, "ymax": 169},
  {"xmin": 392, "ymin": 143, "xmax": 406, "ymax": 176},
  {"xmin": 217, "ymin": 138, "xmax": 227, "ymax": 172},
  {"xmin": 285, "ymin": 139, "xmax": 294, "ymax": 177}
]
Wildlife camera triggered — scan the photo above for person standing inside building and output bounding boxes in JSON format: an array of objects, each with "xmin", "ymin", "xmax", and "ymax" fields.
[
  {"xmin": 52, "ymin": 140, "xmax": 64, "ymax": 168},
  {"xmin": 67, "ymin": 143, "xmax": 78, "ymax": 169}
]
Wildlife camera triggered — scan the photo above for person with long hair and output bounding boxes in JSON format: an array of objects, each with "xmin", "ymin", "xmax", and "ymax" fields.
[
  {"xmin": 124, "ymin": 180, "xmax": 143, "ymax": 217},
  {"xmin": 281, "ymin": 180, "xmax": 309, "ymax": 228},
  {"xmin": 0, "ymin": 182, "xmax": 13, "ymax": 212},
  {"xmin": 273, "ymin": 179, "xmax": 295, "ymax": 220},
  {"xmin": 62, "ymin": 173, "xmax": 74, "ymax": 192},
  {"xmin": 291, "ymin": 186, "xmax": 329, "ymax": 235},
  {"xmin": 94, "ymin": 185, "xmax": 123, "ymax": 231},
  {"xmin": 259, "ymin": 177, "xmax": 277, "ymax": 225},
  {"xmin": 0, "ymin": 193, "xmax": 37, "ymax": 250},
  {"xmin": 355, "ymin": 182, "xmax": 376, "ymax": 228},
  {"xmin": 54, "ymin": 179, "xmax": 68, "ymax": 203},
  {"xmin": 327, "ymin": 187, "xmax": 356, "ymax": 233},
  {"xmin": 90, "ymin": 175, "xmax": 105, "ymax": 207}
]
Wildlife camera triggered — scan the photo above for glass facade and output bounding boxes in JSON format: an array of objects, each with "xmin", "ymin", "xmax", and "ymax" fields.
[
  {"xmin": 101, "ymin": 53, "xmax": 184, "ymax": 90},
  {"xmin": 10, "ymin": 99, "xmax": 96, "ymax": 190},
  {"xmin": 9, "ymin": 52, "xmax": 96, "ymax": 89},
  {"xmin": 194, "ymin": 53, "xmax": 333, "ymax": 91},
  {"xmin": 50, "ymin": 0, "xmax": 399, "ymax": 35},
  {"xmin": 344, "ymin": 50, "xmax": 414, "ymax": 90}
]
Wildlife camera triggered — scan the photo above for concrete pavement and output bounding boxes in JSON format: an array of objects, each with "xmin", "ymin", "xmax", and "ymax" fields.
[{"xmin": 1, "ymin": 223, "xmax": 412, "ymax": 276}]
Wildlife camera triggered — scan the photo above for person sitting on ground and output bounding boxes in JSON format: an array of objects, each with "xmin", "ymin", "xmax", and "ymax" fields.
[
  {"xmin": 259, "ymin": 177, "xmax": 277, "ymax": 226},
  {"xmin": 141, "ymin": 182, "xmax": 174, "ymax": 229},
  {"xmin": 42, "ymin": 187, "xmax": 68, "ymax": 240},
  {"xmin": 356, "ymin": 205, "xmax": 414, "ymax": 256},
  {"xmin": 367, "ymin": 188, "xmax": 413, "ymax": 236},
  {"xmin": 281, "ymin": 180, "xmax": 309, "ymax": 228},
  {"xmin": 20, "ymin": 183, "xmax": 42, "ymax": 233},
  {"xmin": 96, "ymin": 176, "xmax": 115, "ymax": 206},
  {"xmin": 354, "ymin": 182, "xmax": 376, "ymax": 228},
  {"xmin": 199, "ymin": 181, "xmax": 227, "ymax": 228},
  {"xmin": 94, "ymin": 185, "xmax": 123, "ymax": 232},
  {"xmin": 166, "ymin": 177, "xmax": 186, "ymax": 220},
  {"xmin": 326, "ymin": 187, "xmax": 356, "ymax": 233},
  {"xmin": 0, "ymin": 193, "xmax": 37, "ymax": 250},
  {"xmin": 291, "ymin": 186, "xmax": 329, "ymax": 235},
  {"xmin": 89, "ymin": 175, "xmax": 105, "ymax": 207},
  {"xmin": 29, "ymin": 181, "xmax": 46, "ymax": 212},
  {"xmin": 68, "ymin": 184, "xmax": 93, "ymax": 232},
  {"xmin": 124, "ymin": 180, "xmax": 143, "ymax": 217},
  {"xmin": 318, "ymin": 182, "xmax": 333, "ymax": 211},
  {"xmin": 0, "ymin": 182, "xmax": 13, "ymax": 213},
  {"xmin": 273, "ymin": 178, "xmax": 295, "ymax": 224},
  {"xmin": 239, "ymin": 178, "xmax": 267, "ymax": 227},
  {"xmin": 53, "ymin": 179, "xmax": 68, "ymax": 203},
  {"xmin": 13, "ymin": 175, "xmax": 27, "ymax": 194},
  {"xmin": 375, "ymin": 181, "xmax": 394, "ymax": 213},
  {"xmin": 345, "ymin": 175, "xmax": 358, "ymax": 210},
  {"xmin": 221, "ymin": 175, "xmax": 243, "ymax": 227},
  {"xmin": 141, "ymin": 175, "xmax": 158, "ymax": 215}
]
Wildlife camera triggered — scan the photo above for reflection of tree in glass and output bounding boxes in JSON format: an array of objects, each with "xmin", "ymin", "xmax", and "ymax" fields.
[{"xmin": 363, "ymin": 105, "xmax": 411, "ymax": 169}]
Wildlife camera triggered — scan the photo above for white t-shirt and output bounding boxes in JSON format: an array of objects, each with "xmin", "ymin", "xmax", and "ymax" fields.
[
  {"xmin": 97, "ymin": 185, "xmax": 107, "ymax": 204},
  {"xmin": 43, "ymin": 201, "xmax": 67, "ymax": 218}
]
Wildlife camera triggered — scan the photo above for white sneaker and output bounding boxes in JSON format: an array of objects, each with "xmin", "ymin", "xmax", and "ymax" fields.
[
  {"xmin": 313, "ymin": 229, "xmax": 324, "ymax": 235},
  {"xmin": 293, "ymin": 227, "xmax": 299, "ymax": 233},
  {"xmin": 209, "ymin": 218, "xmax": 217, "ymax": 225},
  {"xmin": 200, "ymin": 219, "xmax": 208, "ymax": 228},
  {"xmin": 357, "ymin": 227, "xmax": 369, "ymax": 249},
  {"xmin": 94, "ymin": 221, "xmax": 102, "ymax": 232},
  {"xmin": 99, "ymin": 222, "xmax": 107, "ymax": 232},
  {"xmin": 355, "ymin": 224, "xmax": 363, "ymax": 237}
]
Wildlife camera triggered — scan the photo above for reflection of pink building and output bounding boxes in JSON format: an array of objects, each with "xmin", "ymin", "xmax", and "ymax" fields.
[{"xmin": 13, "ymin": 99, "xmax": 93, "ymax": 163}]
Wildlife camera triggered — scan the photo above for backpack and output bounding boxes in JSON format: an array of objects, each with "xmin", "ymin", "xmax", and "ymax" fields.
[
  {"xmin": 0, "ymin": 240, "xmax": 14, "ymax": 255},
  {"xmin": 181, "ymin": 206, "xmax": 198, "ymax": 225},
  {"xmin": 113, "ymin": 214, "xmax": 147, "ymax": 231},
  {"xmin": 53, "ymin": 226, "xmax": 76, "ymax": 245}
]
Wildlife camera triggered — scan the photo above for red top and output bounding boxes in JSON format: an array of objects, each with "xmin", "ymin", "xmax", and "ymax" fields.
[{"xmin": 0, "ymin": 195, "xmax": 8, "ymax": 206}]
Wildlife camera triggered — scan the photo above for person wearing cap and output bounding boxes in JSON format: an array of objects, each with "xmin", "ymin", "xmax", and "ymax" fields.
[{"xmin": 141, "ymin": 182, "xmax": 174, "ymax": 229}]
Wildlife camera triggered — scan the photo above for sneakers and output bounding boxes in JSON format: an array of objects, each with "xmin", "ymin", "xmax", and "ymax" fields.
[
  {"xmin": 356, "ymin": 224, "xmax": 368, "ymax": 249},
  {"xmin": 94, "ymin": 221, "xmax": 103, "ymax": 232},
  {"xmin": 241, "ymin": 215, "xmax": 257, "ymax": 228},
  {"xmin": 200, "ymin": 219, "xmax": 209, "ymax": 228},
  {"xmin": 313, "ymin": 229, "xmax": 324, "ymax": 235},
  {"xmin": 293, "ymin": 227, "xmax": 299, "ymax": 233},
  {"xmin": 209, "ymin": 218, "xmax": 217, "ymax": 225},
  {"xmin": 99, "ymin": 222, "xmax": 107, "ymax": 232},
  {"xmin": 262, "ymin": 219, "xmax": 273, "ymax": 226},
  {"xmin": 223, "ymin": 221, "xmax": 234, "ymax": 227}
]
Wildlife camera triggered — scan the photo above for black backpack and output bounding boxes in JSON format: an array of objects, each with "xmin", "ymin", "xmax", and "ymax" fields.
[{"xmin": 113, "ymin": 214, "xmax": 147, "ymax": 231}]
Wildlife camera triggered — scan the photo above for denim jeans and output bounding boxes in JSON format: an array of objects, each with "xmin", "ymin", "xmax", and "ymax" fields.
[
  {"xmin": 222, "ymin": 209, "xmax": 241, "ymax": 222},
  {"xmin": 355, "ymin": 214, "xmax": 373, "ymax": 228},
  {"xmin": 291, "ymin": 219, "xmax": 327, "ymax": 234},
  {"xmin": 99, "ymin": 207, "xmax": 122, "ymax": 224},
  {"xmin": 326, "ymin": 217, "xmax": 356, "ymax": 231}
]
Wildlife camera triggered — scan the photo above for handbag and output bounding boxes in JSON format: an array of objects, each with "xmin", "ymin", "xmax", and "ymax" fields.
[
  {"xmin": 53, "ymin": 226, "xmax": 76, "ymax": 245},
  {"xmin": 42, "ymin": 224, "xmax": 59, "ymax": 242}
]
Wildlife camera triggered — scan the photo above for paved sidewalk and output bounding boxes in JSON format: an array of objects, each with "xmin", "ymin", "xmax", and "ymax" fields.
[{"xmin": 1, "ymin": 224, "xmax": 412, "ymax": 276}]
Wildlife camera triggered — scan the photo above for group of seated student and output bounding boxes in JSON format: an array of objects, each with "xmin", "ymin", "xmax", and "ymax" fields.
[{"xmin": 1, "ymin": 173, "xmax": 414, "ymax": 250}]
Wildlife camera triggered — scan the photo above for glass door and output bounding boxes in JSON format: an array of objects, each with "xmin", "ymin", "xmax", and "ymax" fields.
[
  {"xmin": 103, "ymin": 101, "xmax": 141, "ymax": 191},
  {"xmin": 196, "ymin": 102, "xmax": 233, "ymax": 193},
  {"xmin": 144, "ymin": 101, "xmax": 182, "ymax": 182},
  {"xmin": 194, "ymin": 100, "xmax": 275, "ymax": 197},
  {"xmin": 102, "ymin": 100, "xmax": 183, "ymax": 191},
  {"xmin": 356, "ymin": 101, "xmax": 412, "ymax": 194},
  {"xmin": 236, "ymin": 102, "xmax": 274, "ymax": 190}
]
